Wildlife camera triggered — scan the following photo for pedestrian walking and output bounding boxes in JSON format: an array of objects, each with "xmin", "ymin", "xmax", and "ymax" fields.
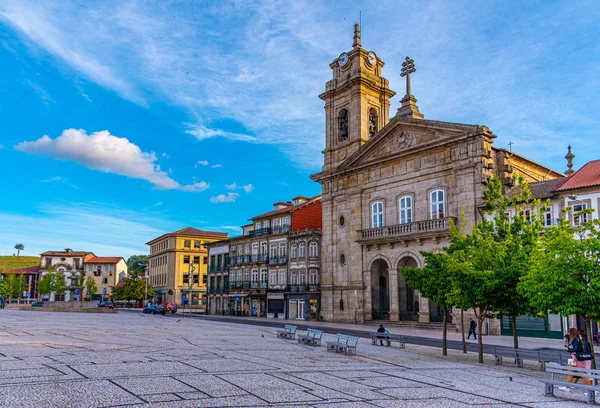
[
  {"xmin": 0, "ymin": 296, "xmax": 5, "ymax": 309},
  {"xmin": 467, "ymin": 318, "xmax": 477, "ymax": 340},
  {"xmin": 560, "ymin": 328, "xmax": 594, "ymax": 391},
  {"xmin": 377, "ymin": 324, "xmax": 391, "ymax": 346}
]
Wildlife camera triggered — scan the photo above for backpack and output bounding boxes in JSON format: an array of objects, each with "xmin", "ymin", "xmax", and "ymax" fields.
[{"xmin": 576, "ymin": 339, "xmax": 594, "ymax": 361}]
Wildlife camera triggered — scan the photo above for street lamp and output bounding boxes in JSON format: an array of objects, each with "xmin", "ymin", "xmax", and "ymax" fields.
[
  {"xmin": 144, "ymin": 267, "xmax": 148, "ymax": 306},
  {"xmin": 188, "ymin": 263, "xmax": 195, "ymax": 316}
]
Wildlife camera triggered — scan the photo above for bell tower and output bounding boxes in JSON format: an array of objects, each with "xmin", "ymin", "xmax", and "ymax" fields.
[{"xmin": 319, "ymin": 24, "xmax": 395, "ymax": 171}]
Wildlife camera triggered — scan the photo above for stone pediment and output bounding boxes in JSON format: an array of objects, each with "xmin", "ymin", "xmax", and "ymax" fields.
[{"xmin": 337, "ymin": 117, "xmax": 482, "ymax": 172}]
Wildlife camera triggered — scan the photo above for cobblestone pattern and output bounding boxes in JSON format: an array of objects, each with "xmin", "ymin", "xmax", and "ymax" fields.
[{"xmin": 0, "ymin": 311, "xmax": 588, "ymax": 407}]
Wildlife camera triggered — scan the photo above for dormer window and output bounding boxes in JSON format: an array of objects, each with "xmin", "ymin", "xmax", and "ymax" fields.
[
  {"xmin": 339, "ymin": 109, "xmax": 349, "ymax": 142},
  {"xmin": 368, "ymin": 108, "xmax": 378, "ymax": 139}
]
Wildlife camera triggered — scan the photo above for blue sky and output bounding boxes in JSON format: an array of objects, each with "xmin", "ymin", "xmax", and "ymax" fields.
[{"xmin": 1, "ymin": 1, "xmax": 599, "ymax": 258}]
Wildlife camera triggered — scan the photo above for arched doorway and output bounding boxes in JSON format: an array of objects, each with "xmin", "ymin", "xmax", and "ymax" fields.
[
  {"xmin": 397, "ymin": 256, "xmax": 419, "ymax": 321},
  {"xmin": 371, "ymin": 259, "xmax": 390, "ymax": 320}
]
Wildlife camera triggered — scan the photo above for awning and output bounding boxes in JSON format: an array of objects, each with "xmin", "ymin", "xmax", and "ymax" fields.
[{"xmin": 227, "ymin": 293, "xmax": 249, "ymax": 297}]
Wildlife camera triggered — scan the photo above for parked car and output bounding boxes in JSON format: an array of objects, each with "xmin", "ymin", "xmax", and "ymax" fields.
[
  {"xmin": 31, "ymin": 301, "xmax": 44, "ymax": 307},
  {"xmin": 143, "ymin": 304, "xmax": 166, "ymax": 315},
  {"xmin": 97, "ymin": 301, "xmax": 115, "ymax": 309},
  {"xmin": 163, "ymin": 302, "xmax": 178, "ymax": 314}
]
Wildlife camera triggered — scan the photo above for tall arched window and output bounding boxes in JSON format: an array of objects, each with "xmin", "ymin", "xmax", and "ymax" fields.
[
  {"xmin": 299, "ymin": 242, "xmax": 306, "ymax": 259},
  {"xmin": 399, "ymin": 196, "xmax": 412, "ymax": 224},
  {"xmin": 368, "ymin": 108, "xmax": 378, "ymax": 139},
  {"xmin": 291, "ymin": 244, "xmax": 297, "ymax": 260},
  {"xmin": 309, "ymin": 242, "xmax": 318, "ymax": 258},
  {"xmin": 430, "ymin": 190, "xmax": 445, "ymax": 219},
  {"xmin": 371, "ymin": 201, "xmax": 384, "ymax": 228},
  {"xmin": 338, "ymin": 109, "xmax": 349, "ymax": 141}
]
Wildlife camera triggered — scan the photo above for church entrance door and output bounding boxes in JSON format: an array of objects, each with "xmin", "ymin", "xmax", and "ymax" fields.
[{"xmin": 371, "ymin": 259, "xmax": 390, "ymax": 320}]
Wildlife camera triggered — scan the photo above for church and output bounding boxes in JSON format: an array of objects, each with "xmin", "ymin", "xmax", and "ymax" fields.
[{"xmin": 310, "ymin": 25, "xmax": 563, "ymax": 331}]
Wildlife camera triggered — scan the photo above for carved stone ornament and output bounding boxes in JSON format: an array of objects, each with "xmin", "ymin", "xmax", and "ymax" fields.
[{"xmin": 397, "ymin": 131, "xmax": 413, "ymax": 149}]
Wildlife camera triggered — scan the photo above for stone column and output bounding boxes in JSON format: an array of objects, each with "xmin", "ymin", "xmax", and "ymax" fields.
[
  {"xmin": 388, "ymin": 268, "xmax": 399, "ymax": 322},
  {"xmin": 418, "ymin": 295, "xmax": 430, "ymax": 323},
  {"xmin": 363, "ymin": 269, "xmax": 372, "ymax": 321}
]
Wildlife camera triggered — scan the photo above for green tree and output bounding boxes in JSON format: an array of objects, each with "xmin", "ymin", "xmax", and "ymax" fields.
[
  {"xmin": 85, "ymin": 278, "xmax": 98, "ymax": 298},
  {"xmin": 1, "ymin": 274, "xmax": 26, "ymax": 303},
  {"xmin": 519, "ymin": 207, "xmax": 600, "ymax": 367},
  {"xmin": 37, "ymin": 270, "xmax": 66, "ymax": 300},
  {"xmin": 401, "ymin": 251, "xmax": 455, "ymax": 356},
  {"xmin": 14, "ymin": 243, "xmax": 24, "ymax": 256},
  {"xmin": 126, "ymin": 255, "xmax": 148, "ymax": 273},
  {"xmin": 111, "ymin": 268, "xmax": 153, "ymax": 301},
  {"xmin": 478, "ymin": 175, "xmax": 545, "ymax": 349}
]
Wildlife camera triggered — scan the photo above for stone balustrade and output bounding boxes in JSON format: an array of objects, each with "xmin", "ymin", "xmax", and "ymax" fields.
[{"xmin": 358, "ymin": 217, "xmax": 457, "ymax": 242}]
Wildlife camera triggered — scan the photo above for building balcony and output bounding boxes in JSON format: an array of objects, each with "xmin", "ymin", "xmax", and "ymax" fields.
[
  {"xmin": 308, "ymin": 284, "xmax": 319, "ymax": 292},
  {"xmin": 269, "ymin": 257, "xmax": 278, "ymax": 265},
  {"xmin": 272, "ymin": 225, "xmax": 290, "ymax": 235},
  {"xmin": 258, "ymin": 254, "xmax": 269, "ymax": 262},
  {"xmin": 249, "ymin": 227, "xmax": 271, "ymax": 238},
  {"xmin": 357, "ymin": 217, "xmax": 457, "ymax": 245},
  {"xmin": 286, "ymin": 284, "xmax": 308, "ymax": 293}
]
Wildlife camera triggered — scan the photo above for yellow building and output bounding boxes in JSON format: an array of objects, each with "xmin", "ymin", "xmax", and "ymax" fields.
[
  {"xmin": 83, "ymin": 256, "xmax": 128, "ymax": 300},
  {"xmin": 146, "ymin": 227, "xmax": 228, "ymax": 308}
]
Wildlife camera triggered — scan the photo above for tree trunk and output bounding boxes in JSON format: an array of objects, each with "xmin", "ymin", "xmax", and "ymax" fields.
[
  {"xmin": 461, "ymin": 309, "xmax": 467, "ymax": 353},
  {"xmin": 512, "ymin": 315, "xmax": 519, "ymax": 349},
  {"xmin": 442, "ymin": 306, "xmax": 448, "ymax": 356},
  {"xmin": 585, "ymin": 316, "xmax": 596, "ymax": 370},
  {"xmin": 477, "ymin": 317, "xmax": 484, "ymax": 364}
]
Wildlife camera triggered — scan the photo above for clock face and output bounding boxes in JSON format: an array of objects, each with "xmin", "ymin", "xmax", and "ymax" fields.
[
  {"xmin": 338, "ymin": 52, "xmax": 349, "ymax": 67},
  {"xmin": 367, "ymin": 52, "xmax": 377, "ymax": 66}
]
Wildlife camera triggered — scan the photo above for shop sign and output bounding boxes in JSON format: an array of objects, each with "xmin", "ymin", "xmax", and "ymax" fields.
[
  {"xmin": 310, "ymin": 298, "xmax": 318, "ymax": 303},
  {"xmin": 267, "ymin": 293, "xmax": 284, "ymax": 299}
]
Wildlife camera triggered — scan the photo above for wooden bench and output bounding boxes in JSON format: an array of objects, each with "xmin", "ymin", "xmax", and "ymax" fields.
[
  {"xmin": 370, "ymin": 332, "xmax": 405, "ymax": 348},
  {"xmin": 326, "ymin": 334, "xmax": 359, "ymax": 355},
  {"xmin": 541, "ymin": 363, "xmax": 600, "ymax": 405},
  {"xmin": 297, "ymin": 329, "xmax": 323, "ymax": 346},
  {"xmin": 276, "ymin": 324, "xmax": 297, "ymax": 340}
]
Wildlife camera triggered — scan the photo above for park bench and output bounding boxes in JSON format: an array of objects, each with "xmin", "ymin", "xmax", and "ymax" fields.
[
  {"xmin": 297, "ymin": 329, "xmax": 323, "ymax": 346},
  {"xmin": 326, "ymin": 334, "xmax": 359, "ymax": 355},
  {"xmin": 369, "ymin": 332, "xmax": 405, "ymax": 348},
  {"xmin": 276, "ymin": 324, "xmax": 297, "ymax": 340},
  {"xmin": 537, "ymin": 350, "xmax": 571, "ymax": 372},
  {"xmin": 494, "ymin": 347, "xmax": 521, "ymax": 367},
  {"xmin": 541, "ymin": 363, "xmax": 600, "ymax": 405}
]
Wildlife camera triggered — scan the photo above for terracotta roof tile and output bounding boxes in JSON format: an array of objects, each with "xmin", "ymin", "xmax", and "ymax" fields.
[
  {"xmin": 2, "ymin": 266, "xmax": 40, "ymax": 274},
  {"xmin": 555, "ymin": 160, "xmax": 600, "ymax": 191},
  {"xmin": 250, "ymin": 196, "xmax": 320, "ymax": 221},
  {"xmin": 85, "ymin": 256, "xmax": 125, "ymax": 264}
]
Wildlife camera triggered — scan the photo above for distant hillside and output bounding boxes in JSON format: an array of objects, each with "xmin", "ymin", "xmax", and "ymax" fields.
[{"xmin": 0, "ymin": 256, "xmax": 39, "ymax": 272}]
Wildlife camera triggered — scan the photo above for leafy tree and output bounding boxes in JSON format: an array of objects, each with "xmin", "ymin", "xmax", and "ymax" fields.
[
  {"xmin": 478, "ymin": 175, "xmax": 546, "ymax": 349},
  {"xmin": 85, "ymin": 278, "xmax": 98, "ymax": 298},
  {"xmin": 519, "ymin": 207, "xmax": 600, "ymax": 367},
  {"xmin": 126, "ymin": 255, "xmax": 148, "ymax": 273},
  {"xmin": 37, "ymin": 270, "xmax": 66, "ymax": 300},
  {"xmin": 14, "ymin": 243, "xmax": 24, "ymax": 256},
  {"xmin": 401, "ymin": 251, "xmax": 455, "ymax": 356},
  {"xmin": 0, "ymin": 274, "xmax": 26, "ymax": 303},
  {"xmin": 111, "ymin": 268, "xmax": 153, "ymax": 301}
]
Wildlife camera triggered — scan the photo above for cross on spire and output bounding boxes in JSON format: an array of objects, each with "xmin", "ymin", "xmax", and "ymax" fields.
[
  {"xmin": 400, "ymin": 56, "xmax": 416, "ymax": 97},
  {"xmin": 508, "ymin": 141, "xmax": 513, "ymax": 151}
]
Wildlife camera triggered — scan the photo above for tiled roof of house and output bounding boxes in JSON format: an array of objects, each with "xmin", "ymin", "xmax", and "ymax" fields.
[
  {"xmin": 555, "ymin": 160, "xmax": 600, "ymax": 191},
  {"xmin": 40, "ymin": 250, "xmax": 94, "ymax": 256},
  {"xmin": 528, "ymin": 178, "xmax": 567, "ymax": 199},
  {"xmin": 146, "ymin": 227, "xmax": 228, "ymax": 245},
  {"xmin": 250, "ymin": 196, "xmax": 321, "ymax": 221},
  {"xmin": 85, "ymin": 256, "xmax": 125, "ymax": 264},
  {"xmin": 2, "ymin": 265, "xmax": 40, "ymax": 275}
]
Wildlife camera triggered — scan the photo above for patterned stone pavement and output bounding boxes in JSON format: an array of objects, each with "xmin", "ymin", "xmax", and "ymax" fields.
[{"xmin": 0, "ymin": 310, "xmax": 590, "ymax": 407}]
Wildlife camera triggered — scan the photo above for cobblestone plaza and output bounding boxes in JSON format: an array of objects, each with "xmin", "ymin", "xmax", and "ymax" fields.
[{"xmin": 0, "ymin": 310, "xmax": 589, "ymax": 407}]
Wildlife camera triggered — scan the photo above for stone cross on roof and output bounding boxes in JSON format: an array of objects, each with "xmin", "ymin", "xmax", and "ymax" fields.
[{"xmin": 400, "ymin": 56, "xmax": 416, "ymax": 97}]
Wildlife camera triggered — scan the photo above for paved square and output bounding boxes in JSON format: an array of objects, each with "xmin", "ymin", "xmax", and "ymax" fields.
[{"xmin": 0, "ymin": 310, "xmax": 589, "ymax": 407}]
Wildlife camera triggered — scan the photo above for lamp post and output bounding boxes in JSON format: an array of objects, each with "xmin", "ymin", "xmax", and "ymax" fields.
[
  {"xmin": 188, "ymin": 263, "xmax": 195, "ymax": 316},
  {"xmin": 144, "ymin": 267, "xmax": 148, "ymax": 306}
]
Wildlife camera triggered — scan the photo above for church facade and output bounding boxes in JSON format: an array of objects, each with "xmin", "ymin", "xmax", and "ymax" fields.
[{"xmin": 310, "ymin": 25, "xmax": 563, "ymax": 330}]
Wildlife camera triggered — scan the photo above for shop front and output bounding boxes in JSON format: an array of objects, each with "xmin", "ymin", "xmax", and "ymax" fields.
[
  {"xmin": 249, "ymin": 296, "xmax": 266, "ymax": 317},
  {"xmin": 287, "ymin": 293, "xmax": 320, "ymax": 321},
  {"xmin": 267, "ymin": 292, "xmax": 285, "ymax": 319},
  {"xmin": 227, "ymin": 293, "xmax": 248, "ymax": 316}
]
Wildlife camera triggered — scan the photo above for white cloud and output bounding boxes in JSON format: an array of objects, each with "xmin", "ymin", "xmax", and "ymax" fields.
[
  {"xmin": 15, "ymin": 128, "xmax": 209, "ymax": 192},
  {"xmin": 225, "ymin": 182, "xmax": 237, "ymax": 190},
  {"xmin": 186, "ymin": 125, "xmax": 256, "ymax": 143},
  {"xmin": 209, "ymin": 192, "xmax": 239, "ymax": 204},
  {"xmin": 241, "ymin": 184, "xmax": 254, "ymax": 193},
  {"xmin": 211, "ymin": 164, "xmax": 223, "ymax": 169},
  {"xmin": 0, "ymin": 202, "xmax": 176, "ymax": 258},
  {"xmin": 41, "ymin": 176, "xmax": 64, "ymax": 183},
  {"xmin": 195, "ymin": 160, "xmax": 209, "ymax": 167},
  {"xmin": 161, "ymin": 152, "xmax": 169, "ymax": 158}
]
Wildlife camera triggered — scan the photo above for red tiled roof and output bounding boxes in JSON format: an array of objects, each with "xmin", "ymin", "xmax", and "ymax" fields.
[
  {"xmin": 2, "ymin": 266, "xmax": 40, "ymax": 275},
  {"xmin": 86, "ymin": 256, "xmax": 125, "ymax": 264},
  {"xmin": 250, "ymin": 196, "xmax": 320, "ymax": 221},
  {"xmin": 555, "ymin": 160, "xmax": 600, "ymax": 191},
  {"xmin": 146, "ymin": 227, "xmax": 228, "ymax": 245}
]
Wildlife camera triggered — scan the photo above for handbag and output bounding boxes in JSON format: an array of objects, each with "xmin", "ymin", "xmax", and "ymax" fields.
[
  {"xmin": 568, "ymin": 358, "xmax": 577, "ymax": 367},
  {"xmin": 576, "ymin": 352, "xmax": 594, "ymax": 361}
]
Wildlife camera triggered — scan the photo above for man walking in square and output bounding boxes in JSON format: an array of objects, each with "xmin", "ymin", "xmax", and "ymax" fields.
[{"xmin": 467, "ymin": 318, "xmax": 477, "ymax": 340}]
